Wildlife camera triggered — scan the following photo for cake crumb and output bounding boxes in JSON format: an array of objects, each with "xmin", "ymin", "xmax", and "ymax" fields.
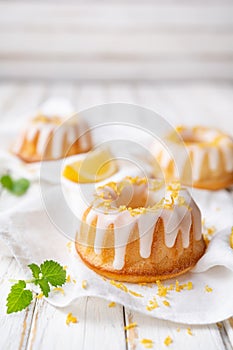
[
  {"xmin": 108, "ymin": 302, "xmax": 116, "ymax": 308},
  {"xmin": 66, "ymin": 241, "xmax": 72, "ymax": 252},
  {"xmin": 82, "ymin": 280, "xmax": 87, "ymax": 289},
  {"xmin": 203, "ymin": 234, "xmax": 210, "ymax": 246},
  {"xmin": 168, "ymin": 284, "xmax": 174, "ymax": 291},
  {"xmin": 66, "ymin": 312, "xmax": 78, "ymax": 325},
  {"xmin": 138, "ymin": 283, "xmax": 153, "ymax": 288},
  {"xmin": 207, "ymin": 226, "xmax": 216, "ymax": 235},
  {"xmin": 164, "ymin": 336, "xmax": 173, "ymax": 346},
  {"xmin": 140, "ymin": 338, "xmax": 153, "ymax": 348}
]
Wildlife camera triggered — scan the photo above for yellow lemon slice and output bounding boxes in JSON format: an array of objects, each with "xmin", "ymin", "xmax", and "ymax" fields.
[{"xmin": 63, "ymin": 147, "xmax": 118, "ymax": 183}]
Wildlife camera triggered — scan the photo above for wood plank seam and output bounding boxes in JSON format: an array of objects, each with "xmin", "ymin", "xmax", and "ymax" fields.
[
  {"xmin": 123, "ymin": 307, "xmax": 129, "ymax": 350},
  {"xmin": 219, "ymin": 322, "xmax": 233, "ymax": 350}
]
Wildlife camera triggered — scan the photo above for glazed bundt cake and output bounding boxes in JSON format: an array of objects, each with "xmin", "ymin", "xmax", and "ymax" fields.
[
  {"xmin": 151, "ymin": 126, "xmax": 233, "ymax": 190},
  {"xmin": 12, "ymin": 113, "xmax": 92, "ymax": 163},
  {"xmin": 74, "ymin": 177, "xmax": 205, "ymax": 282}
]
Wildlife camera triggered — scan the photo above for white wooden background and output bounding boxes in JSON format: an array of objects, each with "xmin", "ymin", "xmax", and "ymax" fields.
[
  {"xmin": 1, "ymin": 0, "xmax": 233, "ymax": 80},
  {"xmin": 0, "ymin": 81, "xmax": 233, "ymax": 350}
]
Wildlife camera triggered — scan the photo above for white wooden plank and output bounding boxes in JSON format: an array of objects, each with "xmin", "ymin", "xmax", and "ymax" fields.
[
  {"xmin": 0, "ymin": 4, "xmax": 232, "ymax": 30},
  {"xmin": 1, "ymin": 60, "xmax": 233, "ymax": 81},
  {"xmin": 0, "ymin": 84, "xmax": 25, "ymax": 123},
  {"xmin": 135, "ymin": 83, "xmax": 233, "ymax": 135},
  {"xmin": 0, "ymin": 257, "xmax": 36, "ymax": 350},
  {"xmin": 44, "ymin": 82, "xmax": 76, "ymax": 103},
  {"xmin": 159, "ymin": 84, "xmax": 233, "ymax": 135},
  {"xmin": 124, "ymin": 309, "xmax": 227, "ymax": 350},
  {"xmin": 1, "ymin": 33, "xmax": 233, "ymax": 57},
  {"xmin": 73, "ymin": 84, "xmax": 109, "ymax": 111},
  {"xmin": 27, "ymin": 298, "xmax": 126, "ymax": 350},
  {"xmin": 135, "ymin": 84, "xmax": 180, "ymax": 126},
  {"xmin": 1, "ymin": 83, "xmax": 47, "ymax": 126},
  {"xmin": 106, "ymin": 83, "xmax": 137, "ymax": 104}
]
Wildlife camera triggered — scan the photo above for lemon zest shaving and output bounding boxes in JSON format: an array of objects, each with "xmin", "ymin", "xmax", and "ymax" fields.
[
  {"xmin": 164, "ymin": 336, "xmax": 173, "ymax": 346},
  {"xmin": 66, "ymin": 312, "xmax": 78, "ymax": 325},
  {"xmin": 53, "ymin": 287, "xmax": 65, "ymax": 295},
  {"xmin": 108, "ymin": 302, "xmax": 116, "ymax": 308},
  {"xmin": 36, "ymin": 293, "xmax": 43, "ymax": 299},
  {"xmin": 124, "ymin": 322, "xmax": 137, "ymax": 330},
  {"xmin": 110, "ymin": 280, "xmax": 128, "ymax": 293},
  {"xmin": 66, "ymin": 275, "xmax": 71, "ymax": 283},
  {"xmin": 163, "ymin": 300, "xmax": 170, "ymax": 307},
  {"xmin": 129, "ymin": 290, "xmax": 143, "ymax": 298},
  {"xmin": 146, "ymin": 297, "xmax": 159, "ymax": 311},
  {"xmin": 140, "ymin": 338, "xmax": 153, "ymax": 348},
  {"xmin": 156, "ymin": 280, "xmax": 168, "ymax": 297},
  {"xmin": 205, "ymin": 285, "xmax": 213, "ymax": 293}
]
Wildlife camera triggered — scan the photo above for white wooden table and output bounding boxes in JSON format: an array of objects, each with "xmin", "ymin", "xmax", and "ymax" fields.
[{"xmin": 0, "ymin": 82, "xmax": 233, "ymax": 350}]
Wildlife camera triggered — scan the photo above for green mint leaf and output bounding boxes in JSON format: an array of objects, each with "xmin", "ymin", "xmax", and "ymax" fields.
[
  {"xmin": 7, "ymin": 280, "xmax": 33, "ymax": 314},
  {"xmin": 35, "ymin": 279, "xmax": 50, "ymax": 297},
  {"xmin": 1, "ymin": 175, "xmax": 13, "ymax": 191},
  {"xmin": 12, "ymin": 178, "xmax": 30, "ymax": 196},
  {"xmin": 40, "ymin": 260, "xmax": 66, "ymax": 287},
  {"xmin": 28, "ymin": 263, "xmax": 41, "ymax": 279},
  {"xmin": 0, "ymin": 174, "xmax": 30, "ymax": 196}
]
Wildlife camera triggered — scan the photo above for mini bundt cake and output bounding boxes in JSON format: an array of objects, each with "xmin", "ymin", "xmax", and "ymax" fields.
[
  {"xmin": 74, "ymin": 177, "xmax": 206, "ymax": 282},
  {"xmin": 151, "ymin": 126, "xmax": 233, "ymax": 190},
  {"xmin": 12, "ymin": 113, "xmax": 92, "ymax": 162}
]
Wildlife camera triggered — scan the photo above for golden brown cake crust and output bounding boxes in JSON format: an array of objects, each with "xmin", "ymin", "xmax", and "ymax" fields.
[{"xmin": 75, "ymin": 216, "xmax": 206, "ymax": 283}]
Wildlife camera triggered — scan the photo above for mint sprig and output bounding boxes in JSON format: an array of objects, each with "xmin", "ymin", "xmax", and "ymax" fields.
[
  {"xmin": 0, "ymin": 174, "xmax": 30, "ymax": 196},
  {"xmin": 7, "ymin": 281, "xmax": 33, "ymax": 314},
  {"xmin": 7, "ymin": 260, "xmax": 67, "ymax": 314}
]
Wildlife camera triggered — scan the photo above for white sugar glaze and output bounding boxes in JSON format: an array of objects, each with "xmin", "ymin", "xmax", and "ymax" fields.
[
  {"xmin": 78, "ymin": 178, "xmax": 202, "ymax": 270},
  {"xmin": 151, "ymin": 126, "xmax": 233, "ymax": 181}
]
